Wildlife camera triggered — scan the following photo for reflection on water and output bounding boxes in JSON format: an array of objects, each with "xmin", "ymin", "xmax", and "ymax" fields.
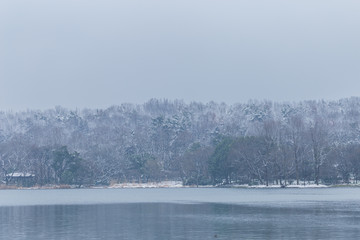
[
  {"xmin": 1, "ymin": 188, "xmax": 360, "ymax": 239},
  {"xmin": 1, "ymin": 201, "xmax": 360, "ymax": 239}
]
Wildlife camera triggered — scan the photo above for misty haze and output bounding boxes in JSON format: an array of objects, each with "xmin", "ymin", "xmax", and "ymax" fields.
[{"xmin": 1, "ymin": 0, "xmax": 360, "ymax": 239}]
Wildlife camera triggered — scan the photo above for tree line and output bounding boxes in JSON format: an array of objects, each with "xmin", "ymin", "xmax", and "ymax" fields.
[{"xmin": 1, "ymin": 98, "xmax": 360, "ymax": 186}]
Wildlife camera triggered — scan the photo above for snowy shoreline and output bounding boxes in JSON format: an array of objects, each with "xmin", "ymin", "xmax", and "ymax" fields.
[{"xmin": 2, "ymin": 181, "xmax": 360, "ymax": 190}]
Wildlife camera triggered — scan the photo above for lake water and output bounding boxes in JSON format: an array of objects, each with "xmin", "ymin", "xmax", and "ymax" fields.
[{"xmin": 1, "ymin": 188, "xmax": 360, "ymax": 239}]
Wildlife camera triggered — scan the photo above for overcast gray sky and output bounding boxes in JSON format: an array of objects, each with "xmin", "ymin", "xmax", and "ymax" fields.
[{"xmin": 0, "ymin": 0, "xmax": 359, "ymax": 110}]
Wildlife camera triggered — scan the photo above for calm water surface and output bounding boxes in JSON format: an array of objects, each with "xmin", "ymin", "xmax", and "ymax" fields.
[{"xmin": 1, "ymin": 188, "xmax": 360, "ymax": 239}]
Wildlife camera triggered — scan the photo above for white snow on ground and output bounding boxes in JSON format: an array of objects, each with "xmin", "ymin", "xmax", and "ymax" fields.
[
  {"xmin": 284, "ymin": 184, "xmax": 328, "ymax": 188},
  {"xmin": 14, "ymin": 182, "xmax": 360, "ymax": 190},
  {"xmin": 108, "ymin": 182, "xmax": 329, "ymax": 189},
  {"xmin": 108, "ymin": 181, "xmax": 183, "ymax": 188},
  {"xmin": 231, "ymin": 184, "xmax": 328, "ymax": 188}
]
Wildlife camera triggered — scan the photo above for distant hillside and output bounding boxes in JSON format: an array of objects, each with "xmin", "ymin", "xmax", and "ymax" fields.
[{"xmin": 1, "ymin": 97, "xmax": 360, "ymax": 186}]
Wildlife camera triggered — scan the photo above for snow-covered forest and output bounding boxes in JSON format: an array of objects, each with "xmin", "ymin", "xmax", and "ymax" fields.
[{"xmin": 1, "ymin": 97, "xmax": 360, "ymax": 186}]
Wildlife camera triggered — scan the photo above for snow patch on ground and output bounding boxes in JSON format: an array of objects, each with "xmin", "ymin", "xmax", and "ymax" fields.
[
  {"xmin": 108, "ymin": 181, "xmax": 183, "ymax": 188},
  {"xmin": 230, "ymin": 184, "xmax": 328, "ymax": 188}
]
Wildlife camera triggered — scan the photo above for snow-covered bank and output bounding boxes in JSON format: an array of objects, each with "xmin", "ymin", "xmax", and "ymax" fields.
[
  {"xmin": 4, "ymin": 182, "xmax": 360, "ymax": 190},
  {"xmin": 108, "ymin": 181, "xmax": 184, "ymax": 189},
  {"xmin": 230, "ymin": 184, "xmax": 329, "ymax": 188},
  {"xmin": 108, "ymin": 182, "xmax": 359, "ymax": 189}
]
